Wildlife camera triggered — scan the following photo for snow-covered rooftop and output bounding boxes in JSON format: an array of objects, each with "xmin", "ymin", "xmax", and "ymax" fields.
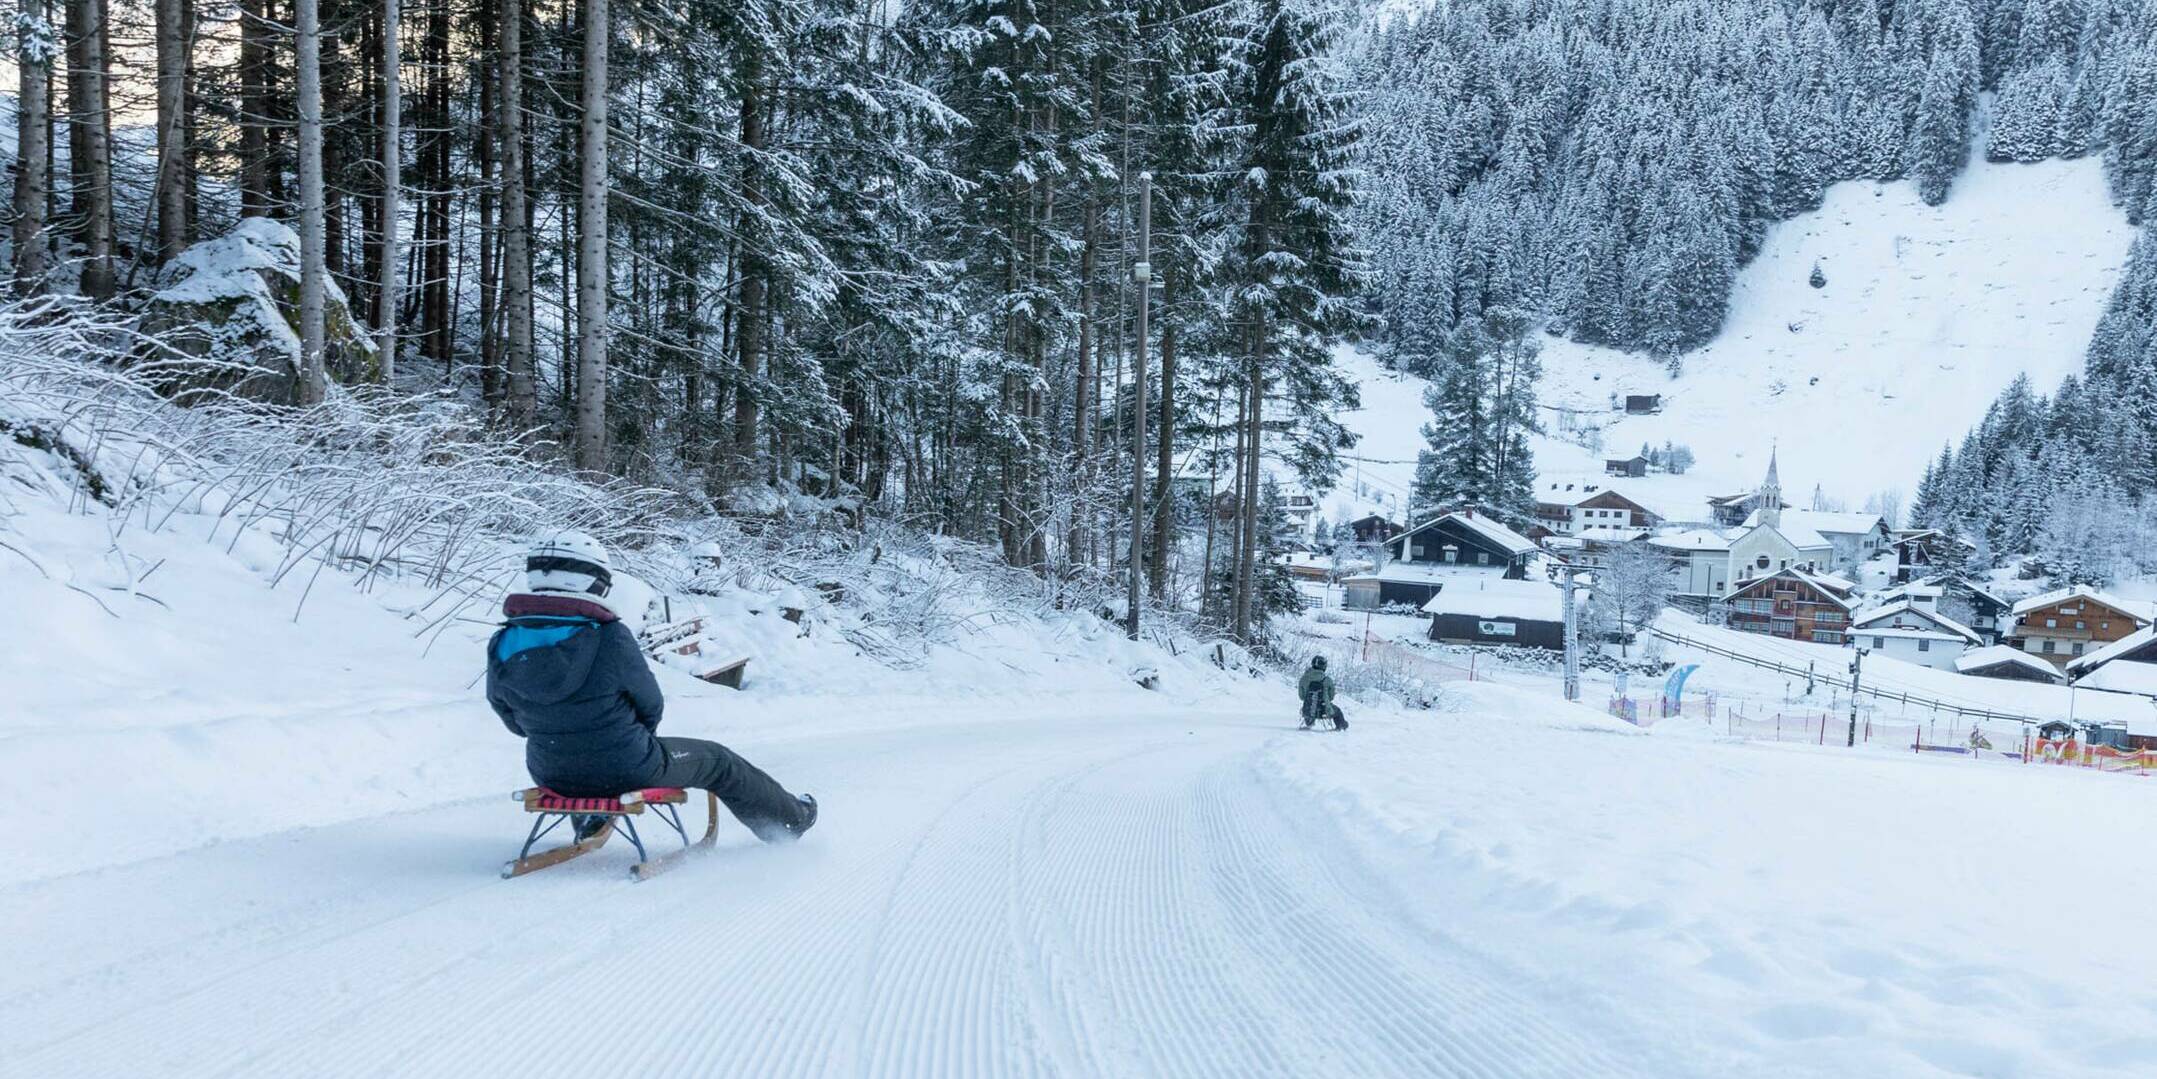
[
  {"xmin": 2064, "ymin": 625, "xmax": 2157, "ymax": 674},
  {"xmin": 1419, "ymin": 578, "xmax": 1572, "ymax": 622},
  {"xmin": 1954, "ymin": 645, "xmax": 2063, "ymax": 681},
  {"xmin": 1388, "ymin": 512, "xmax": 1541, "ymax": 558},
  {"xmin": 1648, "ymin": 528, "xmax": 1731, "ymax": 553},
  {"xmin": 1345, "ymin": 562, "xmax": 1515, "ymax": 586},
  {"xmin": 1741, "ymin": 507, "xmax": 1884, "ymax": 537},
  {"xmin": 1726, "ymin": 569, "xmax": 1856, "ymax": 609},
  {"xmin": 2072, "ymin": 659, "xmax": 2157, "ymax": 699},
  {"xmin": 2009, "ymin": 587, "xmax": 2153, "ymax": 621},
  {"xmin": 1850, "ymin": 601, "xmax": 1981, "ymax": 644}
]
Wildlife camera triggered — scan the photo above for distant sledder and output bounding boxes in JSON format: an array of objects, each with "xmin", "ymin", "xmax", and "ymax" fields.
[
  {"xmin": 1298, "ymin": 656, "xmax": 1348, "ymax": 732},
  {"xmin": 488, "ymin": 531, "xmax": 817, "ymax": 878}
]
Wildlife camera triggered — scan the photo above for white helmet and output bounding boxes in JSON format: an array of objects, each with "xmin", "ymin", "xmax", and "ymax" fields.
[{"xmin": 526, "ymin": 530, "xmax": 612, "ymax": 597}]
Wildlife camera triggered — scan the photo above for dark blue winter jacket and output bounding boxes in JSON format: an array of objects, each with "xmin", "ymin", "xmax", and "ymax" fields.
[{"xmin": 486, "ymin": 592, "xmax": 667, "ymax": 796}]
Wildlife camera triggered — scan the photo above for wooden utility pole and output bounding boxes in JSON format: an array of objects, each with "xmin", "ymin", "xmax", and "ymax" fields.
[{"xmin": 1127, "ymin": 172, "xmax": 1150, "ymax": 640}]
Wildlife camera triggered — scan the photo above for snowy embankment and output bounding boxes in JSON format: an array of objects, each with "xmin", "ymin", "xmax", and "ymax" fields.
[
  {"xmin": 1264, "ymin": 681, "xmax": 2157, "ymax": 1077},
  {"xmin": 1328, "ymin": 155, "xmax": 2136, "ymax": 521}
]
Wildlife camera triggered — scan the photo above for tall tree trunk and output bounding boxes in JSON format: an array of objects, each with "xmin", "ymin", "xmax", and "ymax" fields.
[
  {"xmin": 295, "ymin": 0, "xmax": 327, "ymax": 402},
  {"xmin": 1149, "ymin": 264, "xmax": 1176, "ymax": 600},
  {"xmin": 239, "ymin": 0, "xmax": 267, "ymax": 215},
  {"xmin": 376, "ymin": 0, "xmax": 399, "ymax": 379},
  {"xmin": 571, "ymin": 0, "xmax": 607, "ymax": 471},
  {"xmin": 154, "ymin": 0, "xmax": 185, "ymax": 263},
  {"xmin": 13, "ymin": 0, "xmax": 51, "ymax": 293},
  {"xmin": 498, "ymin": 0, "xmax": 532, "ymax": 422},
  {"xmin": 180, "ymin": 0, "xmax": 197, "ymax": 234},
  {"xmin": 1233, "ymin": 346, "xmax": 1264, "ymax": 642},
  {"xmin": 732, "ymin": 53, "xmax": 765, "ymax": 483},
  {"xmin": 63, "ymin": 0, "xmax": 113, "ymax": 298},
  {"xmin": 474, "ymin": 0, "xmax": 496, "ymax": 404},
  {"xmin": 1069, "ymin": 195, "xmax": 1095, "ymax": 567},
  {"xmin": 421, "ymin": 0, "xmax": 449, "ymax": 371}
]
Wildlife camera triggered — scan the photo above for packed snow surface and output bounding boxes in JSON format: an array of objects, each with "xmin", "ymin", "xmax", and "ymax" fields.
[{"xmin": 8, "ymin": 438, "xmax": 2157, "ymax": 1077}]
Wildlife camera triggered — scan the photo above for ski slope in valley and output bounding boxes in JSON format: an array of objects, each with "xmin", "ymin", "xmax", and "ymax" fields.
[{"xmin": 1323, "ymin": 155, "xmax": 2136, "ymax": 524}]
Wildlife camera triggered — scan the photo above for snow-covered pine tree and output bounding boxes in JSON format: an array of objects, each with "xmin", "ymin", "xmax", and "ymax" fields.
[{"xmin": 1216, "ymin": 0, "xmax": 1365, "ymax": 640}]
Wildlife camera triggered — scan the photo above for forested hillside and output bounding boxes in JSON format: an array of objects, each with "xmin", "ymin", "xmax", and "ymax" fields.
[
  {"xmin": 2, "ymin": 0, "xmax": 1368, "ymax": 643},
  {"xmin": 1357, "ymin": 0, "xmax": 2155, "ymax": 369}
]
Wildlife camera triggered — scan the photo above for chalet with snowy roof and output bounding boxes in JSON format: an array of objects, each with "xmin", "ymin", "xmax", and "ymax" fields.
[
  {"xmin": 1707, "ymin": 489, "xmax": 1781, "ymax": 528},
  {"xmin": 1533, "ymin": 482, "xmax": 1663, "ymax": 538},
  {"xmin": 1346, "ymin": 514, "xmax": 1402, "ymax": 545},
  {"xmin": 1650, "ymin": 528, "xmax": 1734, "ymax": 598},
  {"xmin": 1341, "ymin": 511, "xmax": 1537, "ymax": 610},
  {"xmin": 1890, "ymin": 529, "xmax": 1975, "ymax": 584},
  {"xmin": 1722, "ymin": 568, "xmax": 1855, "ymax": 644},
  {"xmin": 1879, "ymin": 577, "xmax": 2011, "ymax": 644},
  {"xmin": 1954, "ymin": 645, "xmax": 2065, "ymax": 684},
  {"xmin": 1847, "ymin": 602, "xmax": 1982, "ymax": 670},
  {"xmin": 1741, "ymin": 508, "xmax": 1888, "ymax": 574},
  {"xmin": 1421, "ymin": 578, "xmax": 1573, "ymax": 650},
  {"xmin": 1544, "ymin": 528, "xmax": 1652, "ymax": 570},
  {"xmin": 1604, "ymin": 455, "xmax": 1649, "ymax": 478},
  {"xmin": 2063, "ymin": 627, "xmax": 2157, "ymax": 697},
  {"xmin": 2004, "ymin": 587, "xmax": 2151, "ymax": 668}
]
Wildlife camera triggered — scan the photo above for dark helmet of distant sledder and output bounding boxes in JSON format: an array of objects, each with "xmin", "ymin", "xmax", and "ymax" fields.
[
  {"xmin": 526, "ymin": 530, "xmax": 613, "ymax": 598},
  {"xmin": 1311, "ymin": 656, "xmax": 1327, "ymax": 671}
]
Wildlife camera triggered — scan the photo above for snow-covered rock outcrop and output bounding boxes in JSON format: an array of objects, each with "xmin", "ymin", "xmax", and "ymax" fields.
[{"xmin": 139, "ymin": 217, "xmax": 379, "ymax": 401}]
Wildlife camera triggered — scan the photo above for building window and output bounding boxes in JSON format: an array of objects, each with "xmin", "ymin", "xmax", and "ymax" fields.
[
  {"xmin": 1476, "ymin": 552, "xmax": 1489, "ymax": 565},
  {"xmin": 2043, "ymin": 640, "xmax": 2056, "ymax": 654},
  {"xmin": 1873, "ymin": 636, "xmax": 1885, "ymax": 648},
  {"xmin": 2046, "ymin": 618, "xmax": 2058, "ymax": 628},
  {"xmin": 1756, "ymin": 555, "xmax": 1770, "ymax": 570},
  {"xmin": 2101, "ymin": 621, "xmax": 2111, "ymax": 630},
  {"xmin": 2073, "ymin": 642, "xmax": 2086, "ymax": 656},
  {"xmin": 1816, "ymin": 631, "xmax": 1844, "ymax": 644},
  {"xmin": 1443, "ymin": 548, "xmax": 1457, "ymax": 564},
  {"xmin": 2076, "ymin": 621, "xmax": 2086, "ymax": 630},
  {"xmin": 1918, "ymin": 638, "xmax": 1931, "ymax": 652}
]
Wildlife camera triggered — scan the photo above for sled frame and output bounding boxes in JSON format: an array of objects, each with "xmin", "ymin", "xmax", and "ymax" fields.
[{"xmin": 501, "ymin": 789, "xmax": 721, "ymax": 880}]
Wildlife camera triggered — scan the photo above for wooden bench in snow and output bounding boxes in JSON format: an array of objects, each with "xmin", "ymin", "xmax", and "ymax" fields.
[{"xmin": 640, "ymin": 617, "xmax": 751, "ymax": 688}]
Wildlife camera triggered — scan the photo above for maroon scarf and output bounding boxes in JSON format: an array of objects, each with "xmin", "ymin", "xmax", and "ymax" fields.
[{"xmin": 504, "ymin": 592, "xmax": 619, "ymax": 623}]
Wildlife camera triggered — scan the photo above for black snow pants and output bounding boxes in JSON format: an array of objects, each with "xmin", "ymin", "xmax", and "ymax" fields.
[{"xmin": 650, "ymin": 737, "xmax": 809, "ymax": 841}]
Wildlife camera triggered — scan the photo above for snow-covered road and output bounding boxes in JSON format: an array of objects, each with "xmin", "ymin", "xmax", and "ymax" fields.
[{"xmin": 1, "ymin": 705, "xmax": 1685, "ymax": 1078}]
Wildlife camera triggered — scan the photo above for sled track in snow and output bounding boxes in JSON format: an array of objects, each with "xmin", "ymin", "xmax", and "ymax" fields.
[{"xmin": 1, "ymin": 711, "xmax": 1684, "ymax": 1077}]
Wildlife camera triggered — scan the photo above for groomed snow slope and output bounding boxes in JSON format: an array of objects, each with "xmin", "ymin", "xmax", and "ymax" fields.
[
  {"xmin": 8, "ymin": 436, "xmax": 2156, "ymax": 1076},
  {"xmin": 1325, "ymin": 155, "xmax": 2136, "ymax": 524},
  {"xmin": 1537, "ymin": 155, "xmax": 2135, "ymax": 510}
]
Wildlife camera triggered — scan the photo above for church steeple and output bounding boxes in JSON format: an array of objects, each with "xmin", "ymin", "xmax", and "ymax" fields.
[{"xmin": 1758, "ymin": 446, "xmax": 1782, "ymax": 527}]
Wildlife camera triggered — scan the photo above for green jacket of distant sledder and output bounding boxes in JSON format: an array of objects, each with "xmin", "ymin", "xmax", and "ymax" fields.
[{"xmin": 1298, "ymin": 666, "xmax": 1335, "ymax": 720}]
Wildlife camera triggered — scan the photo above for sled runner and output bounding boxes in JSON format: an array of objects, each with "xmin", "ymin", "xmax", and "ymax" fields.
[{"xmin": 502, "ymin": 786, "xmax": 720, "ymax": 880}]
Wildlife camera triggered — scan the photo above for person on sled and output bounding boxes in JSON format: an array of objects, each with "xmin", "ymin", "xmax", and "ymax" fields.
[
  {"xmin": 486, "ymin": 531, "xmax": 817, "ymax": 842},
  {"xmin": 1298, "ymin": 656, "xmax": 1347, "ymax": 731}
]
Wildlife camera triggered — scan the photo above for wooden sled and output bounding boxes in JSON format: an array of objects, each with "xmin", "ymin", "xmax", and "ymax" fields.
[{"xmin": 502, "ymin": 786, "xmax": 721, "ymax": 880}]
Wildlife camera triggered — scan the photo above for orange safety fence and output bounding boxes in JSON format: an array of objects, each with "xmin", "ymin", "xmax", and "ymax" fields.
[{"xmin": 2029, "ymin": 739, "xmax": 2157, "ymax": 774}]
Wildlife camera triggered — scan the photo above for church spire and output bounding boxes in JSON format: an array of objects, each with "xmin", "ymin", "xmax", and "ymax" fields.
[{"xmin": 1759, "ymin": 445, "xmax": 1782, "ymax": 527}]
